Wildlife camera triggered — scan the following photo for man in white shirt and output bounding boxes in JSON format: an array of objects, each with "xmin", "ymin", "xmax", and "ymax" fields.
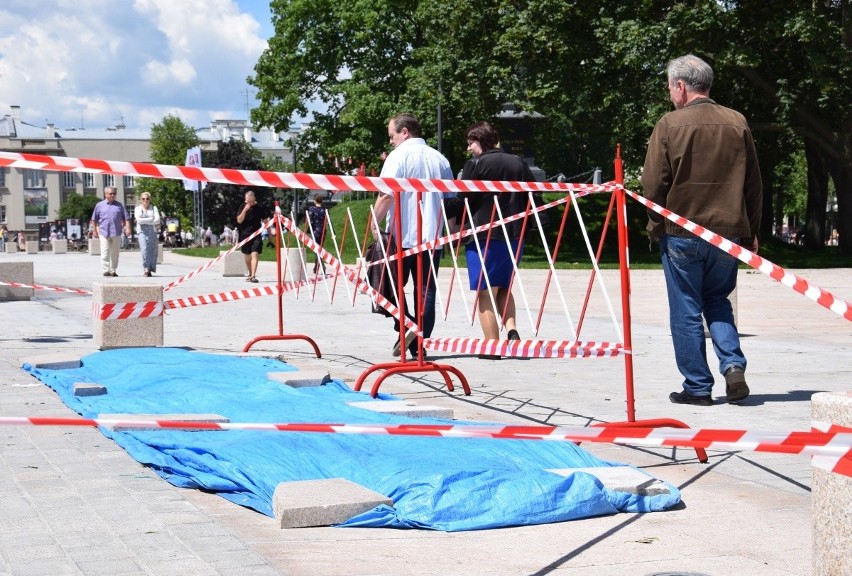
[{"xmin": 372, "ymin": 112, "xmax": 453, "ymax": 359}]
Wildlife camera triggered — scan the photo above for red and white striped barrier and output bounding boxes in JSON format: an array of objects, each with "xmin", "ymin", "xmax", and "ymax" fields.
[
  {"xmin": 0, "ymin": 150, "xmax": 610, "ymax": 196},
  {"xmin": 0, "ymin": 280, "xmax": 92, "ymax": 296},
  {"xmin": 164, "ymin": 272, "xmax": 342, "ymax": 309},
  {"xmin": 1, "ymin": 416, "xmax": 849, "ymax": 476},
  {"xmin": 627, "ymin": 189, "xmax": 852, "ymax": 322},
  {"xmin": 425, "ymin": 337, "xmax": 626, "ymax": 358},
  {"xmin": 93, "ymin": 301, "xmax": 164, "ymax": 321}
]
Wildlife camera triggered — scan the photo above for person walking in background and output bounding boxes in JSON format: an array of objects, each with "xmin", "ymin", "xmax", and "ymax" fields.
[
  {"xmin": 134, "ymin": 193, "xmax": 161, "ymax": 277},
  {"xmin": 371, "ymin": 112, "xmax": 453, "ymax": 359},
  {"xmin": 444, "ymin": 121, "xmax": 533, "ymax": 360},
  {"xmin": 0, "ymin": 224, "xmax": 7, "ymax": 252},
  {"xmin": 236, "ymin": 190, "xmax": 264, "ymax": 283},
  {"xmin": 90, "ymin": 186, "xmax": 130, "ymax": 277},
  {"xmin": 306, "ymin": 193, "xmax": 328, "ymax": 275},
  {"xmin": 642, "ymin": 54, "xmax": 762, "ymax": 406}
]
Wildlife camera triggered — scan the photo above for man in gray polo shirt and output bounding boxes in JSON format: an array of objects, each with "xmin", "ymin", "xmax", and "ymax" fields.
[{"xmin": 90, "ymin": 186, "xmax": 131, "ymax": 276}]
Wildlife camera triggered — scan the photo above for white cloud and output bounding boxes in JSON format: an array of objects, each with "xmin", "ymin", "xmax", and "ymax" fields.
[{"xmin": 0, "ymin": 0, "xmax": 267, "ymax": 131}]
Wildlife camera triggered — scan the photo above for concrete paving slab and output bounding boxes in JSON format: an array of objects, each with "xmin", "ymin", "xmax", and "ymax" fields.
[
  {"xmin": 547, "ymin": 466, "xmax": 671, "ymax": 496},
  {"xmin": 73, "ymin": 382, "xmax": 107, "ymax": 396},
  {"xmin": 272, "ymin": 478, "xmax": 393, "ymax": 529},
  {"xmin": 21, "ymin": 352, "xmax": 81, "ymax": 370},
  {"xmin": 268, "ymin": 369, "xmax": 330, "ymax": 388},
  {"xmin": 347, "ymin": 399, "xmax": 454, "ymax": 419},
  {"xmin": 97, "ymin": 413, "xmax": 229, "ymax": 431}
]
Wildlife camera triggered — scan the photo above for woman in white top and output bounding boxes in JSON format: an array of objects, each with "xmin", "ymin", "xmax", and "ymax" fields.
[{"xmin": 134, "ymin": 193, "xmax": 161, "ymax": 276}]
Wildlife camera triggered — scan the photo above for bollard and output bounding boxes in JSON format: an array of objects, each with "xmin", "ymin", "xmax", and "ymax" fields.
[
  {"xmin": 811, "ymin": 391, "xmax": 852, "ymax": 576},
  {"xmin": 0, "ymin": 261, "xmax": 34, "ymax": 301},
  {"xmin": 92, "ymin": 283, "xmax": 163, "ymax": 349},
  {"xmin": 5, "ymin": 241, "xmax": 18, "ymax": 254},
  {"xmin": 26, "ymin": 240, "xmax": 39, "ymax": 254},
  {"xmin": 285, "ymin": 247, "xmax": 306, "ymax": 282},
  {"xmin": 220, "ymin": 251, "xmax": 246, "ymax": 277},
  {"xmin": 52, "ymin": 239, "xmax": 68, "ymax": 254}
]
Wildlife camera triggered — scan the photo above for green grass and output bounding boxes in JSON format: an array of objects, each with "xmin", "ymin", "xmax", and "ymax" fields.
[{"xmin": 177, "ymin": 196, "xmax": 852, "ymax": 269}]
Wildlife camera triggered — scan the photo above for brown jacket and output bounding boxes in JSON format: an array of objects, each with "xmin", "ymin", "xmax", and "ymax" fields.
[{"xmin": 642, "ymin": 97, "xmax": 762, "ymax": 243}]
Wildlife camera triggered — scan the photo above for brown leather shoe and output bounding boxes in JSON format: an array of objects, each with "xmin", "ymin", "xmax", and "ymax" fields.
[{"xmin": 725, "ymin": 367, "xmax": 750, "ymax": 403}]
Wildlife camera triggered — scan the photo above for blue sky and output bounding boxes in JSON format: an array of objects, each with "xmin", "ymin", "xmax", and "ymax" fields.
[{"xmin": 0, "ymin": 0, "xmax": 278, "ymax": 132}]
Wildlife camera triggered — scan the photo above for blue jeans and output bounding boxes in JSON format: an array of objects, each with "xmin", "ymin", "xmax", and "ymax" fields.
[
  {"xmin": 660, "ymin": 235, "xmax": 746, "ymax": 396},
  {"xmin": 393, "ymin": 250, "xmax": 441, "ymax": 339}
]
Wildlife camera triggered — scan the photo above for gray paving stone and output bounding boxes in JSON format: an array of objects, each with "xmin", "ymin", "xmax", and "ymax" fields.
[
  {"xmin": 348, "ymin": 399, "xmax": 454, "ymax": 419},
  {"xmin": 19, "ymin": 352, "xmax": 81, "ymax": 370},
  {"xmin": 73, "ymin": 382, "xmax": 107, "ymax": 396},
  {"xmin": 97, "ymin": 413, "xmax": 229, "ymax": 431},
  {"xmin": 272, "ymin": 477, "xmax": 393, "ymax": 528},
  {"xmin": 268, "ymin": 369, "xmax": 331, "ymax": 388},
  {"xmin": 546, "ymin": 465, "xmax": 671, "ymax": 495}
]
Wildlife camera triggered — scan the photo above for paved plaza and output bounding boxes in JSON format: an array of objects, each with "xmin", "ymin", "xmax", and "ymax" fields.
[{"xmin": 1, "ymin": 248, "xmax": 850, "ymax": 575}]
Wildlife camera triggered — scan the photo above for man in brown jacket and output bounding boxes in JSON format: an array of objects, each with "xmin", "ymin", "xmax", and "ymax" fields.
[{"xmin": 642, "ymin": 54, "xmax": 762, "ymax": 407}]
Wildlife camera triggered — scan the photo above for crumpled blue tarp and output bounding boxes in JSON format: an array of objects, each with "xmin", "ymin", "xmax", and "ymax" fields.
[{"xmin": 24, "ymin": 348, "xmax": 680, "ymax": 531}]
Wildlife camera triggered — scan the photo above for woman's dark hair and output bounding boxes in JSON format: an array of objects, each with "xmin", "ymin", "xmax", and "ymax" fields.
[{"xmin": 464, "ymin": 121, "xmax": 500, "ymax": 151}]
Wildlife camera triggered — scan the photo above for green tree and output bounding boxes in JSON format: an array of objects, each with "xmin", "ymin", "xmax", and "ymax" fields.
[
  {"xmin": 57, "ymin": 193, "xmax": 100, "ymax": 225},
  {"xmin": 201, "ymin": 139, "xmax": 274, "ymax": 234},
  {"xmin": 136, "ymin": 115, "xmax": 200, "ymax": 231},
  {"xmin": 250, "ymin": 0, "xmax": 852, "ymax": 254}
]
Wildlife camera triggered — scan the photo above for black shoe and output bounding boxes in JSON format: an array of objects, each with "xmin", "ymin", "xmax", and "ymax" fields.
[
  {"xmin": 110, "ymin": 271, "xmax": 118, "ymax": 277},
  {"xmin": 507, "ymin": 329, "xmax": 520, "ymax": 341},
  {"xmin": 477, "ymin": 354, "xmax": 502, "ymax": 360},
  {"xmin": 724, "ymin": 367, "xmax": 750, "ymax": 403},
  {"xmin": 103, "ymin": 271, "xmax": 111, "ymax": 276},
  {"xmin": 669, "ymin": 390, "xmax": 713, "ymax": 406}
]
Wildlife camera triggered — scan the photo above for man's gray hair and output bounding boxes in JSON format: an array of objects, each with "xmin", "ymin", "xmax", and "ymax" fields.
[{"xmin": 667, "ymin": 54, "xmax": 713, "ymax": 93}]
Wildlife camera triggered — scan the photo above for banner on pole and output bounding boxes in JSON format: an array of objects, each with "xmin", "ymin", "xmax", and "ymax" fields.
[{"xmin": 183, "ymin": 146, "xmax": 204, "ymax": 192}]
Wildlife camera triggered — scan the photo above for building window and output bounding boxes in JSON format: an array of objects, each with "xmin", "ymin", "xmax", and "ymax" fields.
[
  {"xmin": 102, "ymin": 174, "xmax": 115, "ymax": 188},
  {"xmin": 83, "ymin": 173, "xmax": 95, "ymax": 189},
  {"xmin": 24, "ymin": 169, "xmax": 46, "ymax": 188},
  {"xmin": 63, "ymin": 172, "xmax": 77, "ymax": 189},
  {"xmin": 0, "ymin": 205, "xmax": 5, "ymax": 223},
  {"xmin": 123, "ymin": 175, "xmax": 136, "ymax": 189},
  {"xmin": 0, "ymin": 167, "xmax": 5, "ymax": 188}
]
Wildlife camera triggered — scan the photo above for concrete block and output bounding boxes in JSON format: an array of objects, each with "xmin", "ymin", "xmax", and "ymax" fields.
[
  {"xmin": 5, "ymin": 241, "xmax": 18, "ymax": 253},
  {"xmin": 272, "ymin": 478, "xmax": 393, "ymax": 528},
  {"xmin": 0, "ymin": 261, "xmax": 34, "ymax": 301},
  {"xmin": 268, "ymin": 369, "xmax": 330, "ymax": 388},
  {"xmin": 347, "ymin": 400, "xmax": 453, "ymax": 420},
  {"xmin": 546, "ymin": 466, "xmax": 671, "ymax": 496},
  {"xmin": 88, "ymin": 238, "xmax": 100, "ymax": 255},
  {"xmin": 52, "ymin": 239, "xmax": 68, "ymax": 254},
  {"xmin": 98, "ymin": 413, "xmax": 229, "ymax": 432},
  {"xmin": 21, "ymin": 353, "xmax": 82, "ymax": 370},
  {"xmin": 812, "ymin": 391, "xmax": 852, "ymax": 576},
  {"xmin": 25, "ymin": 240, "xmax": 39, "ymax": 254},
  {"xmin": 284, "ymin": 247, "xmax": 306, "ymax": 283},
  {"xmin": 74, "ymin": 382, "xmax": 107, "ymax": 396},
  {"xmin": 92, "ymin": 283, "xmax": 163, "ymax": 349},
  {"xmin": 220, "ymin": 250, "xmax": 245, "ymax": 277}
]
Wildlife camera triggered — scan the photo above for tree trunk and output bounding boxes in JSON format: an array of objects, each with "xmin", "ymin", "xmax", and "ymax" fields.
[
  {"xmin": 828, "ymin": 152, "xmax": 852, "ymax": 256},
  {"xmin": 803, "ymin": 139, "xmax": 829, "ymax": 250}
]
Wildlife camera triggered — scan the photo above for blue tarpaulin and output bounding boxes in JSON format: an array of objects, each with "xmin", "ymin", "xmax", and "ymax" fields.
[{"xmin": 24, "ymin": 348, "xmax": 680, "ymax": 531}]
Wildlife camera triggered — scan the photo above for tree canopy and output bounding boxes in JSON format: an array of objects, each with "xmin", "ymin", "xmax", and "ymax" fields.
[
  {"xmin": 135, "ymin": 115, "xmax": 200, "ymax": 230},
  {"xmin": 201, "ymin": 139, "xmax": 275, "ymax": 234},
  {"xmin": 250, "ymin": 0, "xmax": 851, "ymax": 253}
]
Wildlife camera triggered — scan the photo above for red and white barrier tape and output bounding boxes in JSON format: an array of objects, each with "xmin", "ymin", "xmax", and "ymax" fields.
[
  {"xmin": 163, "ymin": 221, "xmax": 271, "ymax": 292},
  {"xmin": 627, "ymin": 189, "xmax": 852, "ymax": 322},
  {"xmin": 0, "ymin": 280, "xmax": 92, "ymax": 296},
  {"xmin": 93, "ymin": 301, "xmax": 164, "ymax": 320},
  {"xmin": 1, "ymin": 416, "xmax": 849, "ymax": 476},
  {"xmin": 0, "ymin": 150, "xmax": 612, "ymax": 196},
  {"xmin": 164, "ymin": 272, "xmax": 342, "ymax": 309},
  {"xmin": 425, "ymin": 337, "xmax": 626, "ymax": 358}
]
